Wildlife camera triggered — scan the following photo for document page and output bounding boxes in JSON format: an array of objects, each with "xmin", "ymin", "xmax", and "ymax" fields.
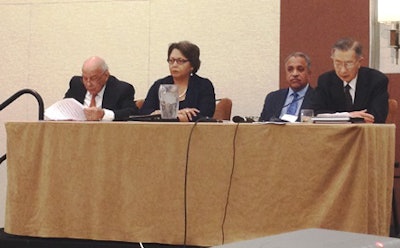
[
  {"xmin": 316, "ymin": 112, "xmax": 350, "ymax": 118},
  {"xmin": 44, "ymin": 98, "xmax": 86, "ymax": 121},
  {"xmin": 312, "ymin": 112, "xmax": 351, "ymax": 123}
]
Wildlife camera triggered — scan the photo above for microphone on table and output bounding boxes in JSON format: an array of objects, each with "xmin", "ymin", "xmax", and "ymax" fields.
[
  {"xmin": 269, "ymin": 95, "xmax": 306, "ymax": 122},
  {"xmin": 232, "ymin": 116, "xmax": 255, "ymax": 123},
  {"xmin": 196, "ymin": 116, "xmax": 220, "ymax": 122}
]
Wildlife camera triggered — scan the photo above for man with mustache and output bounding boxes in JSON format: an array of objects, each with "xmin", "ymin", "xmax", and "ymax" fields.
[{"xmin": 260, "ymin": 52, "xmax": 315, "ymax": 122}]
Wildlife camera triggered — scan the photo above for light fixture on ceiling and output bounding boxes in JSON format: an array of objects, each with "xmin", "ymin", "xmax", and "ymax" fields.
[{"xmin": 378, "ymin": 0, "xmax": 400, "ymax": 64}]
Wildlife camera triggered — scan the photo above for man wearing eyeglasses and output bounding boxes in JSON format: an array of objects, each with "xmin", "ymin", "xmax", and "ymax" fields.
[
  {"xmin": 312, "ymin": 37, "xmax": 389, "ymax": 123},
  {"xmin": 64, "ymin": 56, "xmax": 138, "ymax": 121}
]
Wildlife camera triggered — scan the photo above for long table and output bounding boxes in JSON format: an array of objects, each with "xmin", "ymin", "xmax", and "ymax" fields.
[{"xmin": 4, "ymin": 122, "xmax": 396, "ymax": 246}]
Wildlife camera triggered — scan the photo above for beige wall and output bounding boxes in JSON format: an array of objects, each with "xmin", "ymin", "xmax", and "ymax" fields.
[{"xmin": 0, "ymin": 0, "xmax": 280, "ymax": 227}]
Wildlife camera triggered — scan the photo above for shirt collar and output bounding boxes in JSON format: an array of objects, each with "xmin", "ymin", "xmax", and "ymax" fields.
[
  {"xmin": 343, "ymin": 75, "xmax": 358, "ymax": 89},
  {"xmin": 288, "ymin": 84, "xmax": 309, "ymax": 98},
  {"xmin": 86, "ymin": 85, "xmax": 106, "ymax": 98}
]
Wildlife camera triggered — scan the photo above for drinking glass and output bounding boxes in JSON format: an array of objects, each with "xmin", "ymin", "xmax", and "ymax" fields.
[
  {"xmin": 158, "ymin": 84, "xmax": 179, "ymax": 119},
  {"xmin": 300, "ymin": 109, "xmax": 314, "ymax": 123}
]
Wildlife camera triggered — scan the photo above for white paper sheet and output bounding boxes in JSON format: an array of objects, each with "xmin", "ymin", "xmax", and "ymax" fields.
[{"xmin": 44, "ymin": 98, "xmax": 86, "ymax": 121}]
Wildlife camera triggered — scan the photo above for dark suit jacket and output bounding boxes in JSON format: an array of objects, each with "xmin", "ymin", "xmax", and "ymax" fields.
[
  {"xmin": 64, "ymin": 75, "xmax": 138, "ymax": 121},
  {"xmin": 312, "ymin": 67, "xmax": 389, "ymax": 123},
  {"xmin": 260, "ymin": 86, "xmax": 315, "ymax": 122},
  {"xmin": 139, "ymin": 74, "xmax": 216, "ymax": 121}
]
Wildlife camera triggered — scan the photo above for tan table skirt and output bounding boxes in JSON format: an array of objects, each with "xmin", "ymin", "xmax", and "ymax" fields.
[{"xmin": 4, "ymin": 122, "xmax": 395, "ymax": 246}]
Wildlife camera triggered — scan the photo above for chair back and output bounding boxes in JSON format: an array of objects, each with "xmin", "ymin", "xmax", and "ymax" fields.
[
  {"xmin": 213, "ymin": 98, "xmax": 232, "ymax": 121},
  {"xmin": 386, "ymin": 99, "xmax": 398, "ymax": 124}
]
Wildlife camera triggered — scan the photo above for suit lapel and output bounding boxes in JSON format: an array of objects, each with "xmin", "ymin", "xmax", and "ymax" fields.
[
  {"xmin": 301, "ymin": 87, "xmax": 313, "ymax": 109},
  {"xmin": 102, "ymin": 78, "xmax": 114, "ymax": 108},
  {"xmin": 331, "ymin": 74, "xmax": 348, "ymax": 110},
  {"xmin": 353, "ymin": 68, "xmax": 369, "ymax": 109},
  {"xmin": 279, "ymin": 89, "xmax": 289, "ymax": 108},
  {"xmin": 277, "ymin": 89, "xmax": 289, "ymax": 117},
  {"xmin": 75, "ymin": 77, "xmax": 87, "ymax": 104}
]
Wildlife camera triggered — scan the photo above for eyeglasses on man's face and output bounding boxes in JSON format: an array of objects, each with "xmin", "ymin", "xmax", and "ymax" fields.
[
  {"xmin": 82, "ymin": 70, "xmax": 106, "ymax": 85},
  {"xmin": 167, "ymin": 58, "xmax": 189, "ymax": 65},
  {"xmin": 332, "ymin": 60, "xmax": 358, "ymax": 70}
]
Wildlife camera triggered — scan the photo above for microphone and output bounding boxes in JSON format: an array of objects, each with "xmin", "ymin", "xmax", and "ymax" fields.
[
  {"xmin": 196, "ymin": 116, "xmax": 220, "ymax": 122},
  {"xmin": 232, "ymin": 116, "xmax": 255, "ymax": 123},
  {"xmin": 270, "ymin": 95, "xmax": 305, "ymax": 121}
]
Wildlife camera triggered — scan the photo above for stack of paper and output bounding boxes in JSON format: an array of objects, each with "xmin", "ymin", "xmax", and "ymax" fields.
[
  {"xmin": 312, "ymin": 113, "xmax": 351, "ymax": 123},
  {"xmin": 44, "ymin": 98, "xmax": 86, "ymax": 121}
]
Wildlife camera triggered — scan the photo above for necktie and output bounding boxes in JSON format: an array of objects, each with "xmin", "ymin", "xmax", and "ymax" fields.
[
  {"xmin": 286, "ymin": 92, "xmax": 299, "ymax": 115},
  {"xmin": 90, "ymin": 94, "xmax": 96, "ymax": 107},
  {"xmin": 344, "ymin": 84, "xmax": 353, "ymax": 111}
]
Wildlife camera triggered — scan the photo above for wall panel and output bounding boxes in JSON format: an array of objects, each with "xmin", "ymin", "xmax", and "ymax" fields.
[{"xmin": 0, "ymin": 0, "xmax": 280, "ymax": 228}]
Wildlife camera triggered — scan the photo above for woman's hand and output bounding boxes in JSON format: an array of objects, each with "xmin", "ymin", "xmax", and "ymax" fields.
[
  {"xmin": 177, "ymin": 108, "xmax": 200, "ymax": 122},
  {"xmin": 151, "ymin": 110, "xmax": 161, "ymax": 115}
]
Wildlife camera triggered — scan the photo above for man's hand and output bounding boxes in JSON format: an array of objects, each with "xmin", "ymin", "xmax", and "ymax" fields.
[
  {"xmin": 84, "ymin": 107, "xmax": 105, "ymax": 121},
  {"xmin": 349, "ymin": 109, "xmax": 374, "ymax": 123}
]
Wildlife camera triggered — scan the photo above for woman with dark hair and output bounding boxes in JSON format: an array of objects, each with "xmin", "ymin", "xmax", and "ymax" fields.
[{"xmin": 140, "ymin": 41, "xmax": 216, "ymax": 121}]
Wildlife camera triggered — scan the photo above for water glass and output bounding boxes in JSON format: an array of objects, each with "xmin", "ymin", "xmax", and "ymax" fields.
[{"xmin": 300, "ymin": 109, "xmax": 314, "ymax": 123}]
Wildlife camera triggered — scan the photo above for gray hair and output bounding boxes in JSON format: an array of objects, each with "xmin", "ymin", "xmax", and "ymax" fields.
[
  {"xmin": 284, "ymin": 52, "xmax": 312, "ymax": 70},
  {"xmin": 331, "ymin": 37, "xmax": 363, "ymax": 58}
]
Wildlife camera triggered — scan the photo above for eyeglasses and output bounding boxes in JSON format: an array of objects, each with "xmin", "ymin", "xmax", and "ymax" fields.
[
  {"xmin": 333, "ymin": 60, "xmax": 358, "ymax": 70},
  {"xmin": 82, "ymin": 71, "xmax": 106, "ymax": 84},
  {"xmin": 167, "ymin": 58, "xmax": 189, "ymax": 65}
]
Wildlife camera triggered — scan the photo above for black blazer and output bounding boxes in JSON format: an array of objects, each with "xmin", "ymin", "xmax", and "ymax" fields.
[
  {"xmin": 64, "ymin": 75, "xmax": 138, "ymax": 121},
  {"xmin": 260, "ymin": 86, "xmax": 315, "ymax": 122},
  {"xmin": 140, "ymin": 74, "xmax": 216, "ymax": 121},
  {"xmin": 312, "ymin": 67, "xmax": 389, "ymax": 123}
]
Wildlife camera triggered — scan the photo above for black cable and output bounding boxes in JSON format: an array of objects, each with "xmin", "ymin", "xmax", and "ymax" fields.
[
  {"xmin": 183, "ymin": 118, "xmax": 238, "ymax": 247},
  {"xmin": 220, "ymin": 122, "xmax": 240, "ymax": 244},
  {"xmin": 183, "ymin": 117, "xmax": 207, "ymax": 247}
]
